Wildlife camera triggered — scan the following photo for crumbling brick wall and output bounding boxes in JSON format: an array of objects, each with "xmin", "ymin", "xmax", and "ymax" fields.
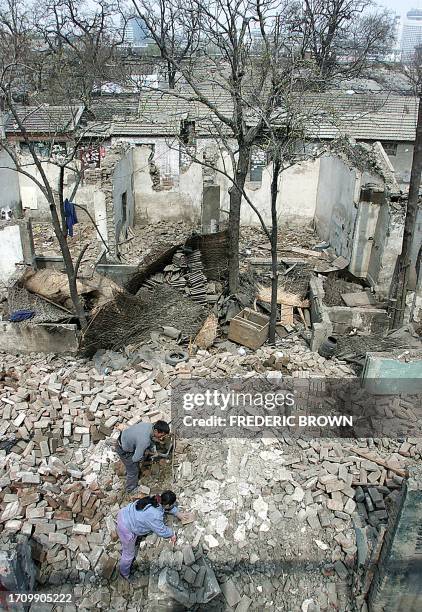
[{"xmin": 86, "ymin": 145, "xmax": 133, "ymax": 259}]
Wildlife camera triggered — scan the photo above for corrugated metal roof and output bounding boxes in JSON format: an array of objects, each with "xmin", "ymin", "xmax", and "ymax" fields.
[{"xmin": 5, "ymin": 105, "xmax": 84, "ymax": 135}]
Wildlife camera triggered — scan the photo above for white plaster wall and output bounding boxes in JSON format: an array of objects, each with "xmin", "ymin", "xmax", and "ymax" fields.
[
  {"xmin": 350, "ymin": 201, "xmax": 381, "ymax": 279},
  {"xmin": 374, "ymin": 212, "xmax": 404, "ymax": 297},
  {"xmin": 277, "ymin": 160, "xmax": 320, "ymax": 223},
  {"xmin": 0, "ymin": 150, "xmax": 21, "ymax": 214},
  {"xmin": 132, "ymin": 144, "xmax": 201, "ymax": 224},
  {"xmin": 112, "ymin": 137, "xmax": 180, "ymax": 183},
  {"xmin": 93, "ymin": 191, "xmax": 108, "ymax": 246},
  {"xmin": 19, "ymin": 159, "xmax": 60, "ymax": 218},
  {"xmin": 315, "ymin": 156, "xmax": 359, "ymax": 247},
  {"xmin": 16, "ymin": 156, "xmax": 95, "ymax": 220},
  {"xmin": 0, "ymin": 224, "xmax": 24, "ymax": 282},
  {"xmin": 217, "ymin": 153, "xmax": 320, "ymax": 227},
  {"xmin": 389, "ymin": 143, "xmax": 414, "ymax": 186},
  {"xmin": 411, "ymin": 269, "xmax": 422, "ymax": 323}
]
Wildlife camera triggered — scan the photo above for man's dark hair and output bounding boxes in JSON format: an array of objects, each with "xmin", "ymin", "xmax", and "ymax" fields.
[
  {"xmin": 153, "ymin": 420, "xmax": 170, "ymax": 434},
  {"xmin": 161, "ymin": 490, "xmax": 176, "ymax": 507},
  {"xmin": 135, "ymin": 490, "xmax": 176, "ymax": 511}
]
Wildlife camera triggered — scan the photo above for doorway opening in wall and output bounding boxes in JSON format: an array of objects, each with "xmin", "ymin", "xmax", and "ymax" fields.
[{"xmin": 122, "ymin": 191, "xmax": 127, "ymax": 229}]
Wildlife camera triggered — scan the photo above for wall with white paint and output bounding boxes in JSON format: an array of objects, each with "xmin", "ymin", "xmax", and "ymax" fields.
[
  {"xmin": 0, "ymin": 224, "xmax": 24, "ymax": 283},
  {"xmin": 215, "ymin": 152, "xmax": 320, "ymax": 227},
  {"xmin": 0, "ymin": 150, "xmax": 21, "ymax": 215},
  {"xmin": 314, "ymin": 155, "xmax": 360, "ymax": 246},
  {"xmin": 132, "ymin": 144, "xmax": 202, "ymax": 225}
]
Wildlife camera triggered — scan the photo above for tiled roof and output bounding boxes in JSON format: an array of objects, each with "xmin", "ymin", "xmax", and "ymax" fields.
[
  {"xmin": 5, "ymin": 105, "xmax": 84, "ymax": 135},
  {"xmin": 302, "ymin": 93, "xmax": 418, "ymax": 142},
  {"xmin": 86, "ymin": 90, "xmax": 419, "ymax": 143},
  {"xmin": 110, "ymin": 87, "xmax": 234, "ymax": 136},
  {"xmin": 89, "ymin": 95, "xmax": 140, "ymax": 122}
]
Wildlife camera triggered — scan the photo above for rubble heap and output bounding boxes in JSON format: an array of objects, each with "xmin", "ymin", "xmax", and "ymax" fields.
[
  {"xmin": 141, "ymin": 248, "xmax": 218, "ymax": 305},
  {"xmin": 148, "ymin": 545, "xmax": 221, "ymax": 608},
  {"xmin": 0, "ymin": 335, "xmax": 421, "ymax": 610}
]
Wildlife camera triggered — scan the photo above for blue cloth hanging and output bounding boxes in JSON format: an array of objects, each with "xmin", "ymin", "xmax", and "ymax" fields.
[{"xmin": 64, "ymin": 198, "xmax": 78, "ymax": 237}]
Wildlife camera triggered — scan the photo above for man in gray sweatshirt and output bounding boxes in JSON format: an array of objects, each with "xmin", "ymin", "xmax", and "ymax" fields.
[{"xmin": 116, "ymin": 420, "xmax": 170, "ymax": 492}]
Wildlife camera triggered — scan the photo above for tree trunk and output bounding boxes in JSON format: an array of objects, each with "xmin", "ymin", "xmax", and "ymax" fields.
[
  {"xmin": 391, "ymin": 89, "xmax": 422, "ymax": 328},
  {"xmin": 49, "ymin": 196, "xmax": 88, "ymax": 330},
  {"xmin": 228, "ymin": 147, "xmax": 250, "ymax": 294},
  {"xmin": 58, "ymin": 166, "xmax": 67, "ymax": 236},
  {"xmin": 168, "ymin": 61, "xmax": 176, "ymax": 89},
  {"xmin": 269, "ymin": 157, "xmax": 281, "ymax": 344}
]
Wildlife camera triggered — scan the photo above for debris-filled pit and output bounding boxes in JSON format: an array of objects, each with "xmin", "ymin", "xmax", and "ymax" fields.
[{"xmin": 1, "ymin": 221, "xmax": 421, "ymax": 611}]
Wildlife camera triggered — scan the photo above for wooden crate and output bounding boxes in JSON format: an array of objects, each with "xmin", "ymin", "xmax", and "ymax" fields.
[{"xmin": 228, "ymin": 308, "xmax": 269, "ymax": 350}]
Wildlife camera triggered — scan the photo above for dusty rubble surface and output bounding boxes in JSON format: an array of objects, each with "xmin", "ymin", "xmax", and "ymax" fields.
[
  {"xmin": 31, "ymin": 220, "xmax": 198, "ymax": 278},
  {"xmin": 30, "ymin": 220, "xmax": 315, "ymax": 278},
  {"xmin": 0, "ymin": 335, "xmax": 420, "ymax": 611},
  {"xmin": 2, "ymin": 220, "xmax": 420, "ymax": 610}
]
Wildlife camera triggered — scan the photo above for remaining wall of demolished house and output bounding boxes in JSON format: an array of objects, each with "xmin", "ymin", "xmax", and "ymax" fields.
[
  {"xmin": 13, "ymin": 156, "xmax": 95, "ymax": 221},
  {"xmin": 0, "ymin": 150, "xmax": 21, "ymax": 216},
  {"xmin": 0, "ymin": 148, "xmax": 97, "ymax": 222},
  {"xmin": 132, "ymin": 144, "xmax": 202, "ymax": 224},
  {"xmin": 0, "ymin": 220, "xmax": 34, "ymax": 283},
  {"xmin": 389, "ymin": 142, "xmax": 414, "ymax": 186},
  {"xmin": 88, "ymin": 146, "xmax": 136, "ymax": 257},
  {"xmin": 216, "ymin": 152, "xmax": 321, "ymax": 226},
  {"xmin": 111, "ymin": 137, "xmax": 321, "ymax": 227},
  {"xmin": 0, "ymin": 322, "xmax": 80, "ymax": 354}
]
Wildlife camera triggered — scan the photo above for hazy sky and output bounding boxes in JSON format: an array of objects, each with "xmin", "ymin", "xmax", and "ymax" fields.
[{"xmin": 379, "ymin": 0, "xmax": 422, "ymax": 16}]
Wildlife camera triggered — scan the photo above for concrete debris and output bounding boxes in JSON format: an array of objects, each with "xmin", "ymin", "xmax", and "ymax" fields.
[
  {"xmin": 150, "ymin": 548, "xmax": 220, "ymax": 607},
  {"xmin": 0, "ymin": 221, "xmax": 420, "ymax": 610}
]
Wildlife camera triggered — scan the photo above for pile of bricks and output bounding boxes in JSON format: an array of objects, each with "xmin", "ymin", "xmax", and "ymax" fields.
[{"xmin": 0, "ymin": 357, "xmax": 174, "ymax": 583}]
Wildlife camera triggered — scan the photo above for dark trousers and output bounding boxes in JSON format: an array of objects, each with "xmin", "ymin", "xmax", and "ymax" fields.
[{"xmin": 116, "ymin": 444, "xmax": 139, "ymax": 491}]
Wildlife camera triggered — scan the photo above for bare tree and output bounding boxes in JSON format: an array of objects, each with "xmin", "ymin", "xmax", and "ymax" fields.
[
  {"xmin": 128, "ymin": 0, "xmax": 201, "ymax": 89},
  {"xmin": 301, "ymin": 0, "xmax": 395, "ymax": 81},
  {"xmin": 0, "ymin": 0, "xmax": 119, "ymax": 329},
  {"xmin": 33, "ymin": 0, "xmax": 127, "ymax": 108}
]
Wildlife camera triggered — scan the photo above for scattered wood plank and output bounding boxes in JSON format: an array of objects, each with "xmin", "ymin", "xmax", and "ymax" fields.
[
  {"xmin": 249, "ymin": 257, "xmax": 307, "ymax": 267},
  {"xmin": 349, "ymin": 447, "xmax": 407, "ymax": 478},
  {"xmin": 297, "ymin": 307, "xmax": 308, "ymax": 329},
  {"xmin": 257, "ymin": 285, "xmax": 310, "ymax": 308},
  {"xmin": 281, "ymin": 246, "xmax": 322, "ymax": 258},
  {"xmin": 280, "ymin": 305, "xmax": 294, "ymax": 325},
  {"xmin": 194, "ymin": 313, "xmax": 218, "ymax": 349}
]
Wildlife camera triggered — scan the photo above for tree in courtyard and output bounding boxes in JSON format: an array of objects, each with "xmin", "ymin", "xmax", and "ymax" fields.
[
  {"xmin": 0, "ymin": 0, "xmax": 121, "ymax": 328},
  {"xmin": 131, "ymin": 0, "xmax": 395, "ymax": 298},
  {"xmin": 127, "ymin": 0, "xmax": 201, "ymax": 89},
  {"xmin": 390, "ymin": 46, "xmax": 422, "ymax": 328}
]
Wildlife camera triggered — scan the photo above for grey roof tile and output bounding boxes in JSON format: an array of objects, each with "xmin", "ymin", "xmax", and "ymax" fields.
[{"xmin": 5, "ymin": 105, "xmax": 84, "ymax": 135}]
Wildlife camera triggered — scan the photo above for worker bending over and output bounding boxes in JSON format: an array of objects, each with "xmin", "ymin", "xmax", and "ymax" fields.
[
  {"xmin": 117, "ymin": 490, "xmax": 184, "ymax": 580},
  {"xmin": 116, "ymin": 420, "xmax": 170, "ymax": 492}
]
